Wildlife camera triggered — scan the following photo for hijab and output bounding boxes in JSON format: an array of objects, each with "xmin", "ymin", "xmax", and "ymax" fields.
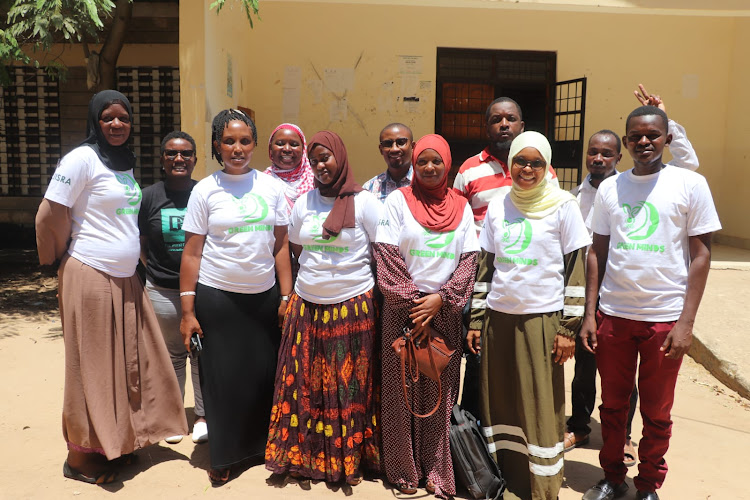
[
  {"xmin": 400, "ymin": 134, "xmax": 467, "ymax": 232},
  {"xmin": 308, "ymin": 131, "xmax": 363, "ymax": 239},
  {"xmin": 81, "ymin": 90, "xmax": 136, "ymax": 172},
  {"xmin": 264, "ymin": 123, "xmax": 315, "ymax": 206},
  {"xmin": 507, "ymin": 131, "xmax": 575, "ymax": 219}
]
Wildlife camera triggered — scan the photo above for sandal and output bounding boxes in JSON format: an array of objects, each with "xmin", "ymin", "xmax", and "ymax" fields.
[
  {"xmin": 346, "ymin": 474, "xmax": 363, "ymax": 486},
  {"xmin": 63, "ymin": 461, "xmax": 117, "ymax": 485},
  {"xmin": 624, "ymin": 439, "xmax": 637, "ymax": 467},
  {"xmin": 208, "ymin": 467, "xmax": 230, "ymax": 485},
  {"xmin": 110, "ymin": 453, "xmax": 138, "ymax": 466},
  {"xmin": 425, "ymin": 479, "xmax": 436, "ymax": 494},
  {"xmin": 396, "ymin": 481, "xmax": 418, "ymax": 495}
]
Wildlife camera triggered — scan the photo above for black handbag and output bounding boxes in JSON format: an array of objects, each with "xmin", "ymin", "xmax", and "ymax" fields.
[{"xmin": 450, "ymin": 405, "xmax": 506, "ymax": 499}]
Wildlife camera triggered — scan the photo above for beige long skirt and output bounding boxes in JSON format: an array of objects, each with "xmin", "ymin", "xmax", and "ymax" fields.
[{"xmin": 58, "ymin": 255, "xmax": 188, "ymax": 460}]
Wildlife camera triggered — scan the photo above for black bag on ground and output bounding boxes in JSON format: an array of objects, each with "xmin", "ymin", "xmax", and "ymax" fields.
[{"xmin": 450, "ymin": 404, "xmax": 506, "ymax": 499}]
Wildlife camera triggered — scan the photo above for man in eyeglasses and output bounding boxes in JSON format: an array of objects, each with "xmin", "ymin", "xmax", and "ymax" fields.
[
  {"xmin": 363, "ymin": 123, "xmax": 415, "ymax": 203},
  {"xmin": 565, "ymin": 86, "xmax": 699, "ymax": 472}
]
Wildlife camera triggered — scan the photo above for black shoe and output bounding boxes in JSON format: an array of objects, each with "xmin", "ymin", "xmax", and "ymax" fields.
[
  {"xmin": 636, "ymin": 491, "xmax": 659, "ymax": 500},
  {"xmin": 582, "ymin": 479, "xmax": 629, "ymax": 500}
]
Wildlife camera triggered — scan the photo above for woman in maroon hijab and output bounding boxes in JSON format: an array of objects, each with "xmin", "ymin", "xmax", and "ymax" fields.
[{"xmin": 373, "ymin": 134, "xmax": 480, "ymax": 498}]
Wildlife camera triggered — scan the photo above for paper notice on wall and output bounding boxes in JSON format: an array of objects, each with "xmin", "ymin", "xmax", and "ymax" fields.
[
  {"xmin": 282, "ymin": 87, "xmax": 301, "ymax": 123},
  {"xmin": 284, "ymin": 66, "xmax": 302, "ymax": 89},
  {"xmin": 419, "ymin": 80, "xmax": 432, "ymax": 91},
  {"xmin": 377, "ymin": 82, "xmax": 394, "ymax": 113},
  {"xmin": 401, "ymin": 74, "xmax": 419, "ymax": 96},
  {"xmin": 324, "ymin": 68, "xmax": 355, "ymax": 94},
  {"xmin": 682, "ymin": 74, "xmax": 699, "ymax": 99},
  {"xmin": 398, "ymin": 55, "xmax": 422, "ymax": 75},
  {"xmin": 307, "ymin": 79, "xmax": 323, "ymax": 104},
  {"xmin": 329, "ymin": 98, "xmax": 348, "ymax": 122}
]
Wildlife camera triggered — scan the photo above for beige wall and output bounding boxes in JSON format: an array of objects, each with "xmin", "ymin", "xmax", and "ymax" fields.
[
  {"xmin": 182, "ymin": 2, "xmax": 748, "ymax": 244},
  {"xmin": 717, "ymin": 18, "xmax": 750, "ymax": 248}
]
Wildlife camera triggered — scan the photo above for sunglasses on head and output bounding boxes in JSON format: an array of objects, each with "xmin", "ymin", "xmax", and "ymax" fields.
[
  {"xmin": 380, "ymin": 138, "xmax": 410, "ymax": 148},
  {"xmin": 164, "ymin": 149, "xmax": 195, "ymax": 159}
]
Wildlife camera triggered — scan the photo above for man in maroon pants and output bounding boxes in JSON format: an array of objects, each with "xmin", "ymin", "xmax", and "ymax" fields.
[{"xmin": 580, "ymin": 105, "xmax": 721, "ymax": 500}]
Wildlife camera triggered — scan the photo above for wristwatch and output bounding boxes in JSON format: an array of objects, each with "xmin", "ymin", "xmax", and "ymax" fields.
[{"xmin": 280, "ymin": 295, "xmax": 291, "ymax": 302}]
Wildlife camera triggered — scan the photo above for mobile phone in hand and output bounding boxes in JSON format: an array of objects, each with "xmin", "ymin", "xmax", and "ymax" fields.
[{"xmin": 189, "ymin": 332, "xmax": 202, "ymax": 359}]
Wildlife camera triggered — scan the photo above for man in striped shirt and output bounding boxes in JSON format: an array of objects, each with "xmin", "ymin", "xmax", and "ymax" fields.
[{"xmin": 453, "ymin": 97, "xmax": 558, "ymax": 234}]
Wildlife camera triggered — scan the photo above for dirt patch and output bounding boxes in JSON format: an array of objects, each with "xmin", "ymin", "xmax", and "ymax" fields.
[{"xmin": 0, "ymin": 250, "xmax": 59, "ymax": 325}]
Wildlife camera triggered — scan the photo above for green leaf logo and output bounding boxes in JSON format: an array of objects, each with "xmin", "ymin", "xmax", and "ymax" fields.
[
  {"xmin": 231, "ymin": 193, "xmax": 269, "ymax": 223},
  {"xmin": 423, "ymin": 228, "xmax": 455, "ymax": 249},
  {"xmin": 114, "ymin": 172, "xmax": 142, "ymax": 206},
  {"xmin": 502, "ymin": 218, "xmax": 532, "ymax": 255},
  {"xmin": 622, "ymin": 201, "xmax": 659, "ymax": 241},
  {"xmin": 310, "ymin": 214, "xmax": 339, "ymax": 243}
]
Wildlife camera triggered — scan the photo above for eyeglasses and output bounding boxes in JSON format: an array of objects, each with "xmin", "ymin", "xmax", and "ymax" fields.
[
  {"xmin": 512, "ymin": 157, "xmax": 546, "ymax": 171},
  {"xmin": 380, "ymin": 138, "xmax": 410, "ymax": 148},
  {"xmin": 164, "ymin": 149, "xmax": 195, "ymax": 159}
]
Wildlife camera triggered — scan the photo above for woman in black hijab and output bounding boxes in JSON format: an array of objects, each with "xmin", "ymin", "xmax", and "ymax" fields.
[{"xmin": 36, "ymin": 90, "xmax": 187, "ymax": 485}]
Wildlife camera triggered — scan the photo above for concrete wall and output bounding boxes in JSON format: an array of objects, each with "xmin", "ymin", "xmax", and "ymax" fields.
[{"xmin": 181, "ymin": 1, "xmax": 749, "ymax": 245}]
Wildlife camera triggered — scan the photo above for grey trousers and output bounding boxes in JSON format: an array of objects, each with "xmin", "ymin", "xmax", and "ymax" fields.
[{"xmin": 145, "ymin": 280, "xmax": 204, "ymax": 417}]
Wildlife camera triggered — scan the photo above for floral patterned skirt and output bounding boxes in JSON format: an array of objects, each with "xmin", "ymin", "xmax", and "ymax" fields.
[{"xmin": 265, "ymin": 289, "xmax": 381, "ymax": 482}]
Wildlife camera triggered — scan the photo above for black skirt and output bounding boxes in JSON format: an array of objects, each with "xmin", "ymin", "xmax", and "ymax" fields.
[{"xmin": 196, "ymin": 282, "xmax": 280, "ymax": 468}]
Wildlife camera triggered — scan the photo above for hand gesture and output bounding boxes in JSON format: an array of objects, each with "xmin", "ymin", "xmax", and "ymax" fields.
[
  {"xmin": 278, "ymin": 299, "xmax": 289, "ymax": 329},
  {"xmin": 661, "ymin": 319, "xmax": 693, "ymax": 359},
  {"xmin": 634, "ymin": 83, "xmax": 666, "ymax": 112},
  {"xmin": 180, "ymin": 313, "xmax": 203, "ymax": 352},
  {"xmin": 579, "ymin": 314, "xmax": 598, "ymax": 354},
  {"xmin": 409, "ymin": 293, "xmax": 443, "ymax": 329},
  {"xmin": 466, "ymin": 329, "xmax": 481, "ymax": 355},
  {"xmin": 552, "ymin": 334, "xmax": 575, "ymax": 365}
]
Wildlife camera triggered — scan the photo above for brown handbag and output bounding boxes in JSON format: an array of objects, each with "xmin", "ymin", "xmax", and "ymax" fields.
[{"xmin": 391, "ymin": 325, "xmax": 456, "ymax": 418}]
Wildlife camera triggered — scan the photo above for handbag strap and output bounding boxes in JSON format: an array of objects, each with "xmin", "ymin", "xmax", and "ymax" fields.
[{"xmin": 399, "ymin": 334, "xmax": 442, "ymax": 418}]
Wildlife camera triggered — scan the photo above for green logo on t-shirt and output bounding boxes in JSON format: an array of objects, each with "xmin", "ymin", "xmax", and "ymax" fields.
[
  {"xmin": 114, "ymin": 172, "xmax": 142, "ymax": 206},
  {"xmin": 310, "ymin": 214, "xmax": 339, "ymax": 243},
  {"xmin": 502, "ymin": 218, "xmax": 532, "ymax": 255},
  {"xmin": 622, "ymin": 201, "xmax": 659, "ymax": 241},
  {"xmin": 161, "ymin": 208, "xmax": 187, "ymax": 251},
  {"xmin": 232, "ymin": 193, "xmax": 269, "ymax": 223},
  {"xmin": 423, "ymin": 228, "xmax": 455, "ymax": 249}
]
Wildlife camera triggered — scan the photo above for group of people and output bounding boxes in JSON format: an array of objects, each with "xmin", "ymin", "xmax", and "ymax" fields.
[{"xmin": 35, "ymin": 86, "xmax": 719, "ymax": 500}]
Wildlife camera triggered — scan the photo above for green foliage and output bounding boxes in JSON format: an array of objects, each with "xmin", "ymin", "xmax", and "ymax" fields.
[
  {"xmin": 210, "ymin": 0, "xmax": 260, "ymax": 28},
  {"xmin": 0, "ymin": 0, "xmax": 259, "ymax": 86},
  {"xmin": 0, "ymin": 0, "xmax": 116, "ymax": 85}
]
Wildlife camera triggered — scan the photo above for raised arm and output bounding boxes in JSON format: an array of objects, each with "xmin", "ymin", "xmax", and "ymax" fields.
[{"xmin": 633, "ymin": 83, "xmax": 698, "ymax": 171}]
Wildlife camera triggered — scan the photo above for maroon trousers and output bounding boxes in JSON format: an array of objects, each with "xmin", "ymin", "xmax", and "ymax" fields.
[{"xmin": 595, "ymin": 312, "xmax": 682, "ymax": 492}]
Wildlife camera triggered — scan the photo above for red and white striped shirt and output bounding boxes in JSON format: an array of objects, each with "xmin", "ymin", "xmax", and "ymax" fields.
[{"xmin": 452, "ymin": 147, "xmax": 559, "ymax": 232}]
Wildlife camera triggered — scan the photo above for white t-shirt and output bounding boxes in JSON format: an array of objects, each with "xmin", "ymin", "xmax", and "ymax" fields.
[
  {"xmin": 290, "ymin": 190, "xmax": 382, "ymax": 304},
  {"xmin": 591, "ymin": 166, "xmax": 721, "ymax": 322},
  {"xmin": 376, "ymin": 190, "xmax": 480, "ymax": 294},
  {"xmin": 182, "ymin": 169, "xmax": 289, "ymax": 294},
  {"xmin": 43, "ymin": 146, "xmax": 141, "ymax": 278},
  {"xmin": 480, "ymin": 196, "xmax": 591, "ymax": 315}
]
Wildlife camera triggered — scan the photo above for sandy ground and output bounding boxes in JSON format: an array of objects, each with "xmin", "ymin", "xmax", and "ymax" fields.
[{"xmin": 1, "ymin": 259, "xmax": 749, "ymax": 499}]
